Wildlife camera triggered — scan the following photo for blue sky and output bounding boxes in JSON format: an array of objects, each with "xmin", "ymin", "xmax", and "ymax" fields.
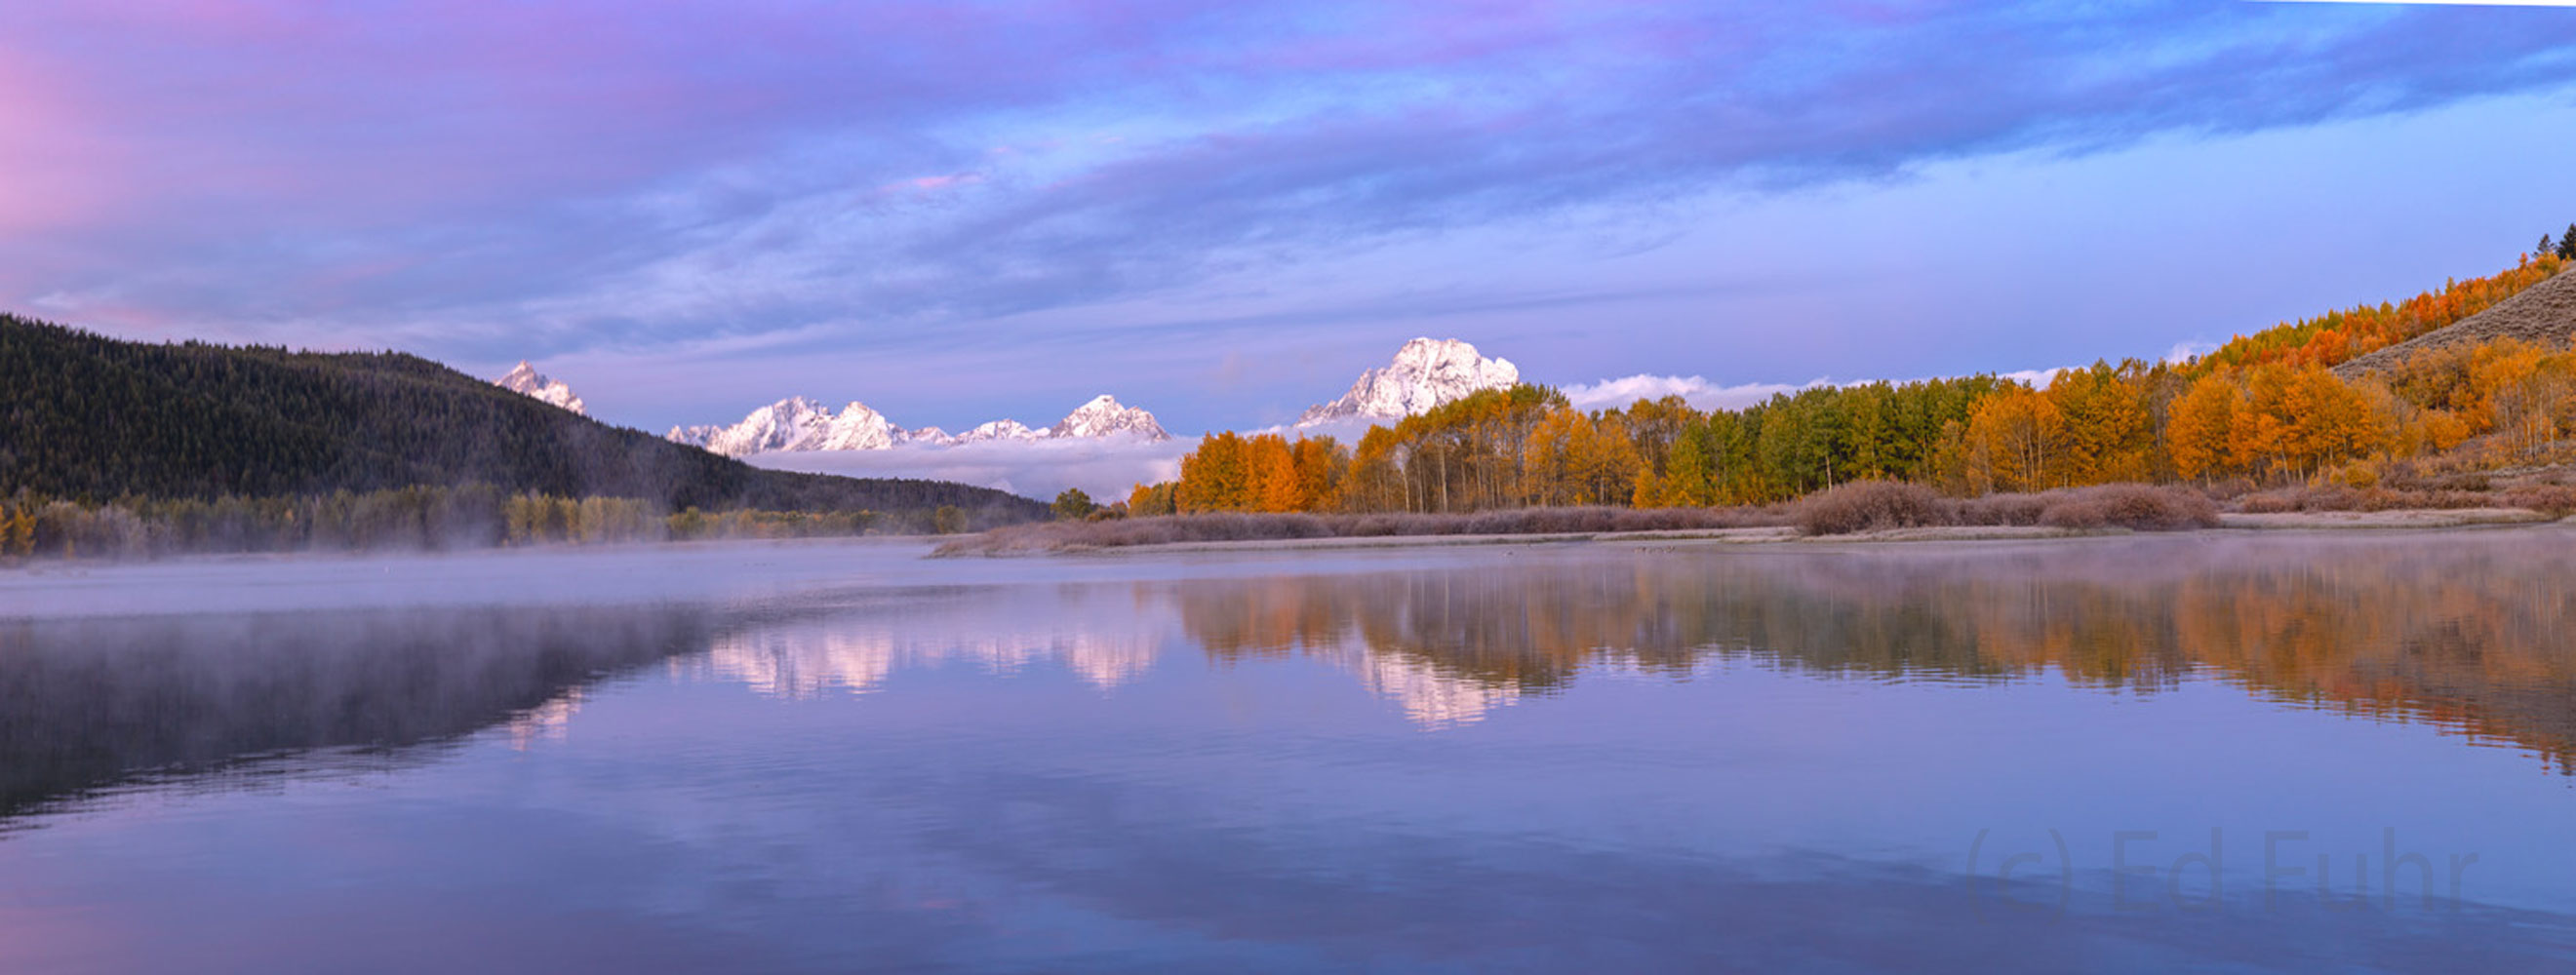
[{"xmin": 5, "ymin": 1, "xmax": 2575, "ymax": 436}]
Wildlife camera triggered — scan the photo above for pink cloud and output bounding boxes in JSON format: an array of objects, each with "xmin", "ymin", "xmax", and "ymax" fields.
[{"xmin": 0, "ymin": 59, "xmax": 126, "ymax": 232}]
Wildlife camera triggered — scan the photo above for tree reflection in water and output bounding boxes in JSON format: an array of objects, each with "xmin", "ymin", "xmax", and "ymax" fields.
[
  {"xmin": 1172, "ymin": 532, "xmax": 2576, "ymax": 765},
  {"xmin": 0, "ymin": 604, "xmax": 720, "ymax": 820}
]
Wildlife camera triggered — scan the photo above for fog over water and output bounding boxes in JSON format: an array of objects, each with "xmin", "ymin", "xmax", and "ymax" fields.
[{"xmin": 3, "ymin": 530, "xmax": 2573, "ymax": 972}]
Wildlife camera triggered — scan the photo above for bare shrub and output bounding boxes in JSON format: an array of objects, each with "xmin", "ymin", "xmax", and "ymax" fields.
[
  {"xmin": 2237, "ymin": 485, "xmax": 2498, "ymax": 514},
  {"xmin": 2036, "ymin": 484, "xmax": 2219, "ymax": 531},
  {"xmin": 1794, "ymin": 481, "xmax": 1953, "ymax": 536},
  {"xmin": 2502, "ymin": 484, "xmax": 2576, "ymax": 517},
  {"xmin": 2237, "ymin": 486, "xmax": 2349, "ymax": 513},
  {"xmin": 1954, "ymin": 492, "xmax": 2049, "ymax": 526}
]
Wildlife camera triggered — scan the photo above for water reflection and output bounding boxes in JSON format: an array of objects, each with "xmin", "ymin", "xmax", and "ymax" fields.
[
  {"xmin": 12, "ymin": 530, "xmax": 2571, "ymax": 830},
  {"xmin": 2, "ymin": 533, "xmax": 2575, "ymax": 972},
  {"xmin": 0, "ymin": 605, "xmax": 719, "ymax": 819},
  {"xmin": 700, "ymin": 587, "xmax": 1169, "ymax": 697},
  {"xmin": 1167, "ymin": 533, "xmax": 2576, "ymax": 764}
]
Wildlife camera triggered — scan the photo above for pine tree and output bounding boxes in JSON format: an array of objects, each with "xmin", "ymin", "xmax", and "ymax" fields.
[
  {"xmin": 2561, "ymin": 224, "xmax": 2576, "ymax": 260},
  {"xmin": 2544, "ymin": 233, "xmax": 2558, "ymax": 259}
]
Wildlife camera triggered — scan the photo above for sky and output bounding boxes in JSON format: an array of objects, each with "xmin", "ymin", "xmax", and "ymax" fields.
[{"xmin": 7, "ymin": 0, "xmax": 2576, "ymax": 444}]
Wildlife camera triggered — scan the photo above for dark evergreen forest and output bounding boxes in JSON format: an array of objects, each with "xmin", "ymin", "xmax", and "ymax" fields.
[{"xmin": 0, "ymin": 312, "xmax": 1045, "ymax": 521}]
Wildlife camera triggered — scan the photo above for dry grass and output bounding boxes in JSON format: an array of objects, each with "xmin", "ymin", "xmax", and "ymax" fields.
[{"xmin": 932, "ymin": 505, "xmax": 1789, "ymax": 556}]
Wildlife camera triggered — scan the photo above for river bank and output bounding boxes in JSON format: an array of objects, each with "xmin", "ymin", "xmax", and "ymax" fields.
[{"xmin": 934, "ymin": 505, "xmax": 2573, "ymax": 556}]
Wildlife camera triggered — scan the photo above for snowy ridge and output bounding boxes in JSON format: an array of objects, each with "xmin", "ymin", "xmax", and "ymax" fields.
[
  {"xmin": 956, "ymin": 419, "xmax": 1041, "ymax": 443},
  {"xmin": 670, "ymin": 394, "xmax": 1169, "ymax": 457},
  {"xmin": 1297, "ymin": 338, "xmax": 1519, "ymax": 427},
  {"xmin": 1051, "ymin": 394, "xmax": 1169, "ymax": 441},
  {"xmin": 494, "ymin": 361, "xmax": 587, "ymax": 416},
  {"xmin": 666, "ymin": 397, "xmax": 917, "ymax": 455}
]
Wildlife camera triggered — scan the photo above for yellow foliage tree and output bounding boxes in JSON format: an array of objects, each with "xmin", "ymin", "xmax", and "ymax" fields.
[
  {"xmin": 2043, "ymin": 363, "xmax": 2153, "ymax": 486},
  {"xmin": 2166, "ymin": 372, "xmax": 2242, "ymax": 482},
  {"xmin": 1176, "ymin": 432, "xmax": 1253, "ymax": 512},
  {"xmin": 1962, "ymin": 385, "xmax": 2060, "ymax": 493},
  {"xmin": 1291, "ymin": 436, "xmax": 1345, "ymax": 511},
  {"xmin": 1246, "ymin": 434, "xmax": 1302, "ymax": 512}
]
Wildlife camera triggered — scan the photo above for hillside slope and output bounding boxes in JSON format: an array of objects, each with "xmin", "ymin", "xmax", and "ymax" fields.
[
  {"xmin": 0, "ymin": 313, "xmax": 1046, "ymax": 520},
  {"xmin": 2332, "ymin": 268, "xmax": 2576, "ymax": 378}
]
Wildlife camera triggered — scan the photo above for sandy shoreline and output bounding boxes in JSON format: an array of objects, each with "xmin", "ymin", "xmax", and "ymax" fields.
[{"xmin": 989, "ymin": 507, "xmax": 2574, "ymax": 557}]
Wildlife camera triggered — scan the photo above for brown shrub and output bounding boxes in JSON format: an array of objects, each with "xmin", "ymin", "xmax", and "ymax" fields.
[
  {"xmin": 1794, "ymin": 480, "xmax": 1953, "ymax": 536},
  {"xmin": 2502, "ymin": 484, "xmax": 2576, "ymax": 517},
  {"xmin": 2036, "ymin": 484, "xmax": 2219, "ymax": 531},
  {"xmin": 1953, "ymin": 492, "xmax": 2049, "ymax": 526},
  {"xmin": 2236, "ymin": 485, "xmax": 2498, "ymax": 514}
]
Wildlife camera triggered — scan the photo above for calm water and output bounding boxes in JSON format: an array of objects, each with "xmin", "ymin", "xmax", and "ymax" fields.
[{"xmin": 3, "ymin": 531, "xmax": 2574, "ymax": 973}]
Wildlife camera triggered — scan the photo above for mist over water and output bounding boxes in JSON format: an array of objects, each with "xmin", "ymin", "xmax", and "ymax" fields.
[{"xmin": 3, "ymin": 530, "xmax": 2574, "ymax": 972}]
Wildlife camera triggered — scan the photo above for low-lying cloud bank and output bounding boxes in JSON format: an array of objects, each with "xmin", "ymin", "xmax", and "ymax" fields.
[
  {"xmin": 1561, "ymin": 375, "xmax": 1820, "ymax": 412},
  {"xmin": 1562, "ymin": 369, "xmax": 2069, "ymax": 412},
  {"xmin": 746, "ymin": 438, "xmax": 1190, "ymax": 503}
]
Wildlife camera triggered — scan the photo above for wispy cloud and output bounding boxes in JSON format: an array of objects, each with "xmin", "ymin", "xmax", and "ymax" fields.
[{"xmin": 4, "ymin": 1, "xmax": 2571, "ymax": 429}]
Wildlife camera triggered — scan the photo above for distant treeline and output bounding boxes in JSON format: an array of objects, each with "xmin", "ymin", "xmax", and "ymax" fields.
[
  {"xmin": 0, "ymin": 312, "xmax": 1048, "ymax": 523},
  {"xmin": 1128, "ymin": 254, "xmax": 2576, "ymax": 516},
  {"xmin": 0, "ymin": 484, "xmax": 987, "ymax": 560}
]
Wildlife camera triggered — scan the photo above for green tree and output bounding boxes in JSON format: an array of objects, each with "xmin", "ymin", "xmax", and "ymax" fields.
[
  {"xmin": 2561, "ymin": 224, "xmax": 2576, "ymax": 260},
  {"xmin": 1052, "ymin": 488, "xmax": 1098, "ymax": 521}
]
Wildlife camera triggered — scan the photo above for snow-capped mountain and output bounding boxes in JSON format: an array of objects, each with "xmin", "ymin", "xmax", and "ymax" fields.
[
  {"xmin": 1297, "ymin": 337, "xmax": 1519, "ymax": 426},
  {"xmin": 494, "ymin": 361, "xmax": 587, "ymax": 416},
  {"xmin": 668, "ymin": 397, "xmax": 917, "ymax": 455},
  {"xmin": 670, "ymin": 394, "xmax": 1169, "ymax": 457},
  {"xmin": 956, "ymin": 419, "xmax": 1042, "ymax": 443},
  {"xmin": 1051, "ymin": 394, "xmax": 1169, "ymax": 441}
]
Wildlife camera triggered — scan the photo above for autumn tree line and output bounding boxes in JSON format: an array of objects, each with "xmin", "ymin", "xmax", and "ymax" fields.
[{"xmin": 1134, "ymin": 252, "xmax": 2576, "ymax": 516}]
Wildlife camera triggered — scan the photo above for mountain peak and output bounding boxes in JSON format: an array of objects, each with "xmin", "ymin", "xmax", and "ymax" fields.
[
  {"xmin": 1297, "ymin": 337, "xmax": 1518, "ymax": 427},
  {"xmin": 493, "ymin": 361, "xmax": 588, "ymax": 416},
  {"xmin": 1052, "ymin": 394, "xmax": 1170, "ymax": 442},
  {"xmin": 669, "ymin": 393, "xmax": 1169, "ymax": 455},
  {"xmin": 668, "ymin": 397, "xmax": 911, "ymax": 455}
]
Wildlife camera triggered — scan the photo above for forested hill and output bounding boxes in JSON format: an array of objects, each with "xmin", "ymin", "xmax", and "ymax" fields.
[{"xmin": 0, "ymin": 312, "xmax": 1045, "ymax": 519}]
